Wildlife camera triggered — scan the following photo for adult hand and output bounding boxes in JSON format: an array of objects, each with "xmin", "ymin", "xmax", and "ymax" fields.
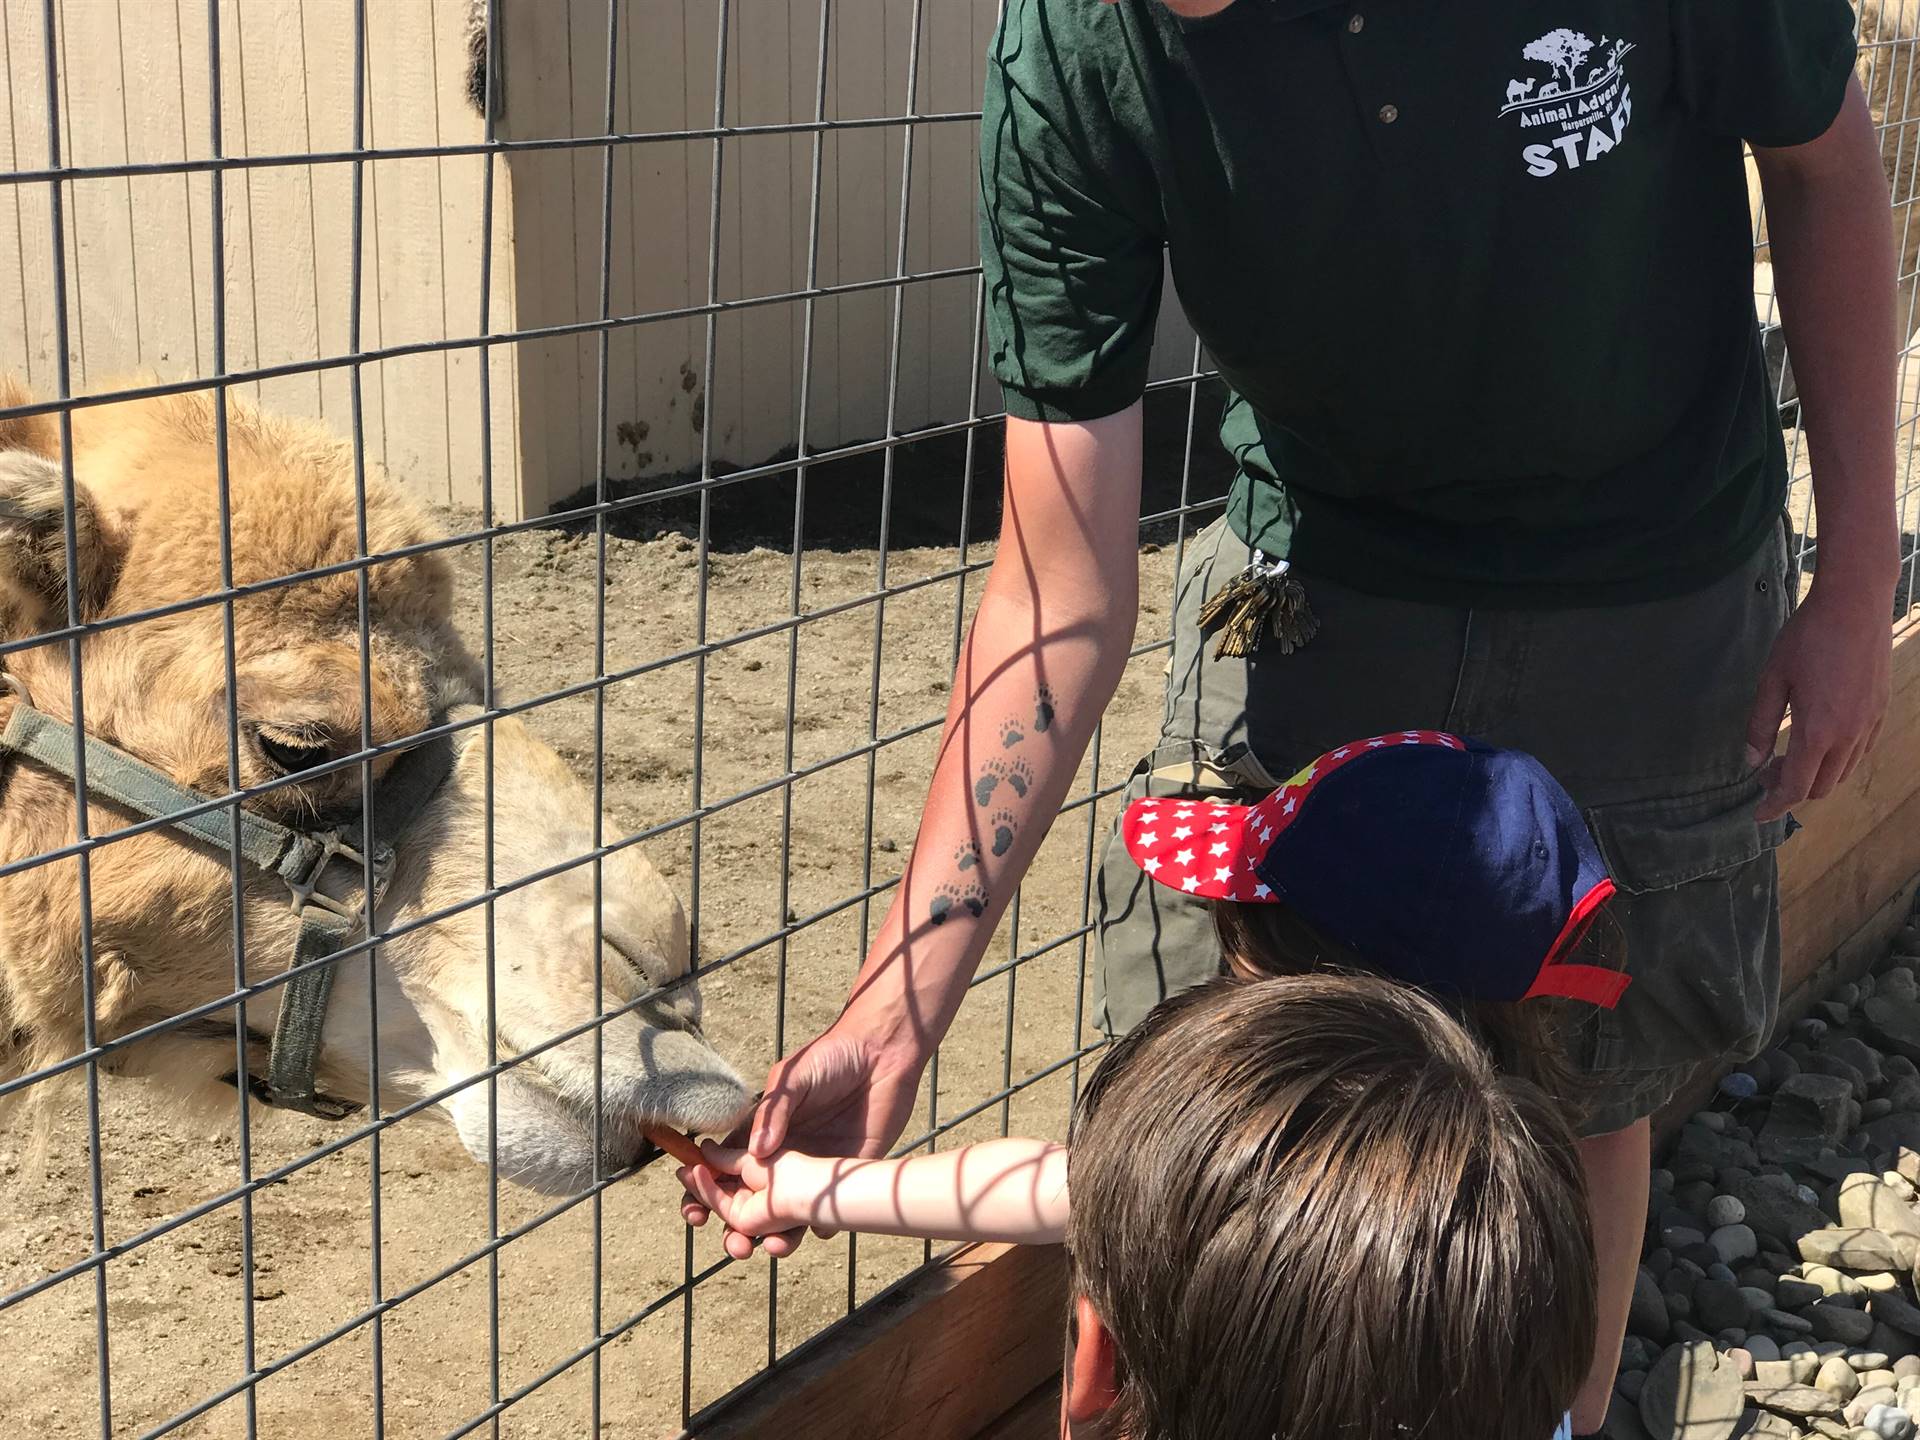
[
  {"xmin": 1746, "ymin": 575, "xmax": 1893, "ymax": 823},
  {"xmin": 681, "ymin": 1008, "xmax": 925, "ymax": 1260}
]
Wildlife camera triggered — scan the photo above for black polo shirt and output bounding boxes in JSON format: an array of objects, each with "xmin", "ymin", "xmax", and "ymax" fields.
[{"xmin": 978, "ymin": 0, "xmax": 1859, "ymax": 605}]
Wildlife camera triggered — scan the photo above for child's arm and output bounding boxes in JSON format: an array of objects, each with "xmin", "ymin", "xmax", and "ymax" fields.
[{"xmin": 679, "ymin": 1137, "xmax": 1068, "ymax": 1246}]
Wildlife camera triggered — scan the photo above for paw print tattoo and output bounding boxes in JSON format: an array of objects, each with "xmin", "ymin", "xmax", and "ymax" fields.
[
  {"xmin": 954, "ymin": 841, "xmax": 981, "ymax": 873},
  {"xmin": 929, "ymin": 881, "xmax": 987, "ymax": 926},
  {"xmin": 1034, "ymin": 685, "xmax": 1056, "ymax": 734},
  {"xmin": 989, "ymin": 809, "xmax": 1017, "ymax": 857},
  {"xmin": 974, "ymin": 757, "xmax": 1033, "ymax": 807},
  {"xmin": 998, "ymin": 716, "xmax": 1026, "ymax": 749}
]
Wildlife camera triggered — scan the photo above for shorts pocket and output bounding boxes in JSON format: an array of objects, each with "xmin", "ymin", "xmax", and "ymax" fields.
[
  {"xmin": 1091, "ymin": 739, "xmax": 1278, "ymax": 1039},
  {"xmin": 1580, "ymin": 779, "xmax": 1787, "ymax": 1076}
]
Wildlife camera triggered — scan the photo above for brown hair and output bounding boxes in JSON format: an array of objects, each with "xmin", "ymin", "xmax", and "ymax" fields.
[
  {"xmin": 1066, "ymin": 973, "xmax": 1596, "ymax": 1440},
  {"xmin": 1211, "ymin": 899, "xmax": 1624, "ymax": 1114}
]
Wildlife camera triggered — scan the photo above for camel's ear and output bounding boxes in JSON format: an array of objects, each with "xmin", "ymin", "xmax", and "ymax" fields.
[{"xmin": 0, "ymin": 451, "xmax": 119, "ymax": 642}]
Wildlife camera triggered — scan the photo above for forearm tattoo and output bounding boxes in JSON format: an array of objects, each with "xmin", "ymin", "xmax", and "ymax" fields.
[{"xmin": 929, "ymin": 686, "xmax": 1059, "ymax": 926}]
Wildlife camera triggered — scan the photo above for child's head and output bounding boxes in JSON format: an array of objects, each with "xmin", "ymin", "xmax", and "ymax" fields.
[{"xmin": 1064, "ymin": 972, "xmax": 1596, "ymax": 1440}]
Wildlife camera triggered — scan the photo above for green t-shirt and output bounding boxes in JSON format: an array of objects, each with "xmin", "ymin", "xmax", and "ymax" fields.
[{"xmin": 979, "ymin": 0, "xmax": 1859, "ymax": 606}]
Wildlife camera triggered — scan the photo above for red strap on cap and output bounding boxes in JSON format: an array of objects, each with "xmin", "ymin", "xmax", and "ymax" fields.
[
  {"xmin": 1522, "ymin": 878, "xmax": 1629, "ymax": 1009},
  {"xmin": 1522, "ymin": 962, "xmax": 1632, "ymax": 1009}
]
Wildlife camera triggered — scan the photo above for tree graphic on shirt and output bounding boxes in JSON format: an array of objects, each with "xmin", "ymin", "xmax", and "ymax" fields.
[{"xmin": 1523, "ymin": 29, "xmax": 1596, "ymax": 94}]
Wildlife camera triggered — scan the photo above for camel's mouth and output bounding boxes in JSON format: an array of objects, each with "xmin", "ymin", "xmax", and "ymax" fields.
[{"xmin": 444, "ymin": 1024, "xmax": 751, "ymax": 1195}]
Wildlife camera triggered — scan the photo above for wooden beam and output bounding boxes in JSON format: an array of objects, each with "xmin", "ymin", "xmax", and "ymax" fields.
[{"xmin": 683, "ymin": 1242, "xmax": 1069, "ymax": 1440}]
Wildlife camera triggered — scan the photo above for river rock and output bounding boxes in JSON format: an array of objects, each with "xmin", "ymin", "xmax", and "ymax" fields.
[
  {"xmin": 1632, "ymin": 1268, "xmax": 1672, "ymax": 1340},
  {"xmin": 1707, "ymin": 1195, "xmax": 1748, "ymax": 1228},
  {"xmin": 1857, "ymin": 1356, "xmax": 1898, "ymax": 1373},
  {"xmin": 1870, "ymin": 1324, "xmax": 1920, "ymax": 1361},
  {"xmin": 1695, "ymin": 1278, "xmax": 1755, "ymax": 1332},
  {"xmin": 1713, "ymin": 1224, "xmax": 1761, "ymax": 1265},
  {"xmin": 1863, "ymin": 1114, "xmax": 1920, "ymax": 1158},
  {"xmin": 1728, "ymin": 1180, "xmax": 1833, "ymax": 1252},
  {"xmin": 1800, "ymin": 1230, "xmax": 1906, "ymax": 1272},
  {"xmin": 1772, "ymin": 1309, "xmax": 1821, "ymax": 1335},
  {"xmin": 1621, "ymin": 1335, "xmax": 1663, "ymax": 1371},
  {"xmin": 1782, "ymin": 1279, "xmax": 1831, "ymax": 1308},
  {"xmin": 1834, "ymin": 1038, "xmax": 1889, "ymax": 1088},
  {"xmin": 1607, "ymin": 1392, "xmax": 1660, "ymax": 1440},
  {"xmin": 1862, "ymin": 1403, "xmax": 1916, "ymax": 1440},
  {"xmin": 1865, "ymin": 998, "xmax": 1920, "ymax": 1066},
  {"xmin": 1808, "ymin": 1268, "xmax": 1870, "ymax": 1299},
  {"xmin": 1850, "ymin": 1388, "xmax": 1903, "ymax": 1426},
  {"xmin": 1766, "ymin": 1075, "xmax": 1861, "ymax": 1164},
  {"xmin": 1872, "ymin": 1293, "xmax": 1920, "ymax": 1340},
  {"xmin": 1751, "ymin": 1336, "xmax": 1785, "ymax": 1363},
  {"xmin": 1839, "ymin": 1178, "xmax": 1920, "ymax": 1268},
  {"xmin": 1644, "ymin": 1342, "xmax": 1746, "ymax": 1440},
  {"xmin": 1811, "ymin": 1303, "xmax": 1881, "ymax": 1344},
  {"xmin": 1749, "ymin": 1383, "xmax": 1846, "ymax": 1421},
  {"xmin": 1822, "ymin": 1356, "xmax": 1867, "ymax": 1402}
]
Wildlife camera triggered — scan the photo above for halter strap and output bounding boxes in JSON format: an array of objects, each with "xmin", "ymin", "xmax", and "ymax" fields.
[{"xmin": 0, "ymin": 694, "xmax": 454, "ymax": 1119}]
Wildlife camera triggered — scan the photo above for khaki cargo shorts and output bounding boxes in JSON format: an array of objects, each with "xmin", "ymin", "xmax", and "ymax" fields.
[{"xmin": 1093, "ymin": 515, "xmax": 1793, "ymax": 1136}]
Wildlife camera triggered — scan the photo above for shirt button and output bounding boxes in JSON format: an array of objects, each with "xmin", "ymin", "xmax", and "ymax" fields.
[
  {"xmin": 1377, "ymin": 102, "xmax": 1399, "ymax": 124},
  {"xmin": 1347, "ymin": 13, "xmax": 1365, "ymax": 32}
]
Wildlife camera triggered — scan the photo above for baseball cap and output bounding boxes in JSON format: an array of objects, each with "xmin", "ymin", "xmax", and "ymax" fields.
[{"xmin": 1120, "ymin": 730, "xmax": 1627, "ymax": 1008}]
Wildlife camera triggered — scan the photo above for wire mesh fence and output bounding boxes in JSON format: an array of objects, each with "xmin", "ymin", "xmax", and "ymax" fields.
[{"xmin": 0, "ymin": 1, "xmax": 1916, "ymax": 1437}]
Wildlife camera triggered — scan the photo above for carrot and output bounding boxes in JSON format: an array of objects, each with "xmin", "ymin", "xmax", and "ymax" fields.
[{"xmin": 644, "ymin": 1124, "xmax": 706, "ymax": 1169}]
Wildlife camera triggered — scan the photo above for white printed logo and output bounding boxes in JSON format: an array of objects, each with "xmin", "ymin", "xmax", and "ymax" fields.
[{"xmin": 1499, "ymin": 29, "xmax": 1634, "ymax": 178}]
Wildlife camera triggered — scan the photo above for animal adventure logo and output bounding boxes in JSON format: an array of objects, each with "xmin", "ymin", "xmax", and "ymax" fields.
[{"xmin": 1499, "ymin": 29, "xmax": 1634, "ymax": 178}]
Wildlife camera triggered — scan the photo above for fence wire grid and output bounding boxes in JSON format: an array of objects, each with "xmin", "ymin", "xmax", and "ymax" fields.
[{"xmin": 0, "ymin": 1, "xmax": 1917, "ymax": 1437}]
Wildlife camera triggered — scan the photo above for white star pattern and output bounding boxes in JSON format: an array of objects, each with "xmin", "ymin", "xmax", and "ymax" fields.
[
  {"xmin": 1259, "ymin": 825, "xmax": 1274, "ymax": 843},
  {"xmin": 1172, "ymin": 826, "xmax": 1193, "ymax": 840},
  {"xmin": 1139, "ymin": 831, "xmax": 1158, "ymax": 848},
  {"xmin": 1182, "ymin": 876, "xmax": 1201, "ymax": 892},
  {"xmin": 1368, "ymin": 739, "xmax": 1386, "ymax": 748},
  {"xmin": 1175, "ymin": 807, "xmax": 1196, "ymax": 819},
  {"xmin": 1253, "ymin": 883, "xmax": 1271, "ymax": 899},
  {"xmin": 1332, "ymin": 747, "xmax": 1350, "ymax": 758},
  {"xmin": 1210, "ymin": 842, "xmax": 1230, "ymax": 857},
  {"xmin": 1282, "ymin": 798, "xmax": 1296, "ymax": 815},
  {"xmin": 1214, "ymin": 867, "xmax": 1232, "ymax": 883},
  {"xmin": 1401, "ymin": 737, "xmax": 1420, "ymax": 745},
  {"xmin": 1174, "ymin": 849, "xmax": 1195, "ymax": 867},
  {"xmin": 1143, "ymin": 857, "xmax": 1161, "ymax": 874},
  {"xmin": 1210, "ymin": 823, "xmax": 1229, "ymax": 834}
]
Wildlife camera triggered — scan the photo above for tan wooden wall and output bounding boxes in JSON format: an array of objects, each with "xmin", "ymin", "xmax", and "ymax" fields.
[
  {"xmin": 0, "ymin": 0, "xmax": 1201, "ymax": 523},
  {"xmin": 0, "ymin": 0, "xmax": 522, "ymax": 513}
]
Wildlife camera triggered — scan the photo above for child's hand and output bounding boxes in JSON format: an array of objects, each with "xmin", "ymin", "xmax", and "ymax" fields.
[{"xmin": 678, "ymin": 1143, "xmax": 827, "ymax": 1259}]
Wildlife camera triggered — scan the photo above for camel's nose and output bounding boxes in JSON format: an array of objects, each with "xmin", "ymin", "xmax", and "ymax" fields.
[{"xmin": 583, "ymin": 905, "xmax": 700, "ymax": 1028}]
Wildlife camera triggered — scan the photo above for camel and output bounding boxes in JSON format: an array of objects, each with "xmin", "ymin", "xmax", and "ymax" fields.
[
  {"xmin": 0, "ymin": 375, "xmax": 748, "ymax": 1195},
  {"xmin": 1506, "ymin": 77, "xmax": 1537, "ymax": 107}
]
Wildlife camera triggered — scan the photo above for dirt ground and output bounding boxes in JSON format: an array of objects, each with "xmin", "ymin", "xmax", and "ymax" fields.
[{"xmin": 0, "ymin": 512, "xmax": 1195, "ymax": 1440}]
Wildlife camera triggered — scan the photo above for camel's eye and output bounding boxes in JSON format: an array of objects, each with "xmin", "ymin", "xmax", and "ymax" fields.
[{"xmin": 253, "ymin": 726, "xmax": 333, "ymax": 777}]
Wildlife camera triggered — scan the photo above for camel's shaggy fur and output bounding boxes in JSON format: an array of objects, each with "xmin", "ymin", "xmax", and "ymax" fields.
[{"xmin": 0, "ymin": 376, "xmax": 745, "ymax": 1192}]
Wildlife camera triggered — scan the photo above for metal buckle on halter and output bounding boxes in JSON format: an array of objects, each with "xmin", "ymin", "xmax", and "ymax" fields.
[{"xmin": 283, "ymin": 828, "xmax": 396, "ymax": 926}]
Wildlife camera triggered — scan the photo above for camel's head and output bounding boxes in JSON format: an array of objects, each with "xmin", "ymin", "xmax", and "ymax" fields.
[{"xmin": 0, "ymin": 379, "xmax": 748, "ymax": 1193}]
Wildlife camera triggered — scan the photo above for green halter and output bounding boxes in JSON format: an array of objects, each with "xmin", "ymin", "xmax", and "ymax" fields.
[{"xmin": 0, "ymin": 683, "xmax": 454, "ymax": 1119}]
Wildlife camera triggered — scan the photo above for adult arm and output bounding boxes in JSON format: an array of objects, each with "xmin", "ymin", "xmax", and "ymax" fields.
[
  {"xmin": 680, "ymin": 1138, "xmax": 1070, "ymax": 1247},
  {"xmin": 693, "ymin": 407, "xmax": 1142, "ymax": 1260},
  {"xmin": 1745, "ymin": 80, "xmax": 1901, "ymax": 820}
]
